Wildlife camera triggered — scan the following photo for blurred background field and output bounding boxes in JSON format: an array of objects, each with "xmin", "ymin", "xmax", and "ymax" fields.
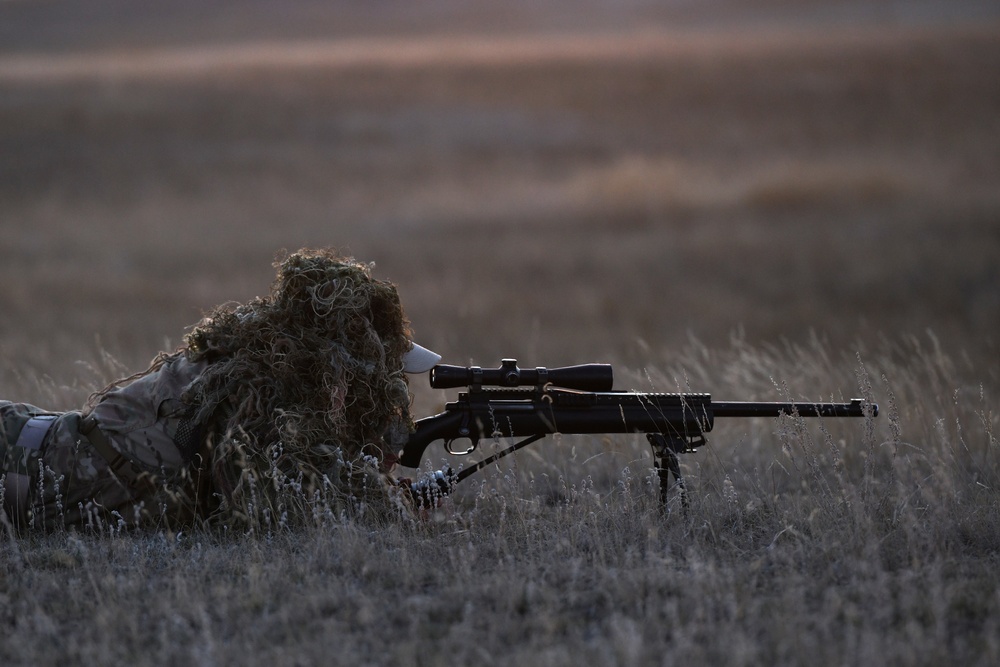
[
  {"xmin": 2, "ymin": 2, "xmax": 1000, "ymax": 665},
  {"xmin": 2, "ymin": 0, "xmax": 998, "ymax": 408}
]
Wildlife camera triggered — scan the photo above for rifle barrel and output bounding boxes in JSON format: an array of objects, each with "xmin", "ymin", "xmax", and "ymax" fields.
[{"xmin": 710, "ymin": 398, "xmax": 875, "ymax": 418}]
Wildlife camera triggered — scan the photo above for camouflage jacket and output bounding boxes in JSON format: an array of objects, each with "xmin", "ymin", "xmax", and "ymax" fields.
[{"xmin": 2, "ymin": 353, "xmax": 215, "ymax": 531}]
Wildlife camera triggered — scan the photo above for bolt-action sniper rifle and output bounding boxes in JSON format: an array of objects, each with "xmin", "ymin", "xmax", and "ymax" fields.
[{"xmin": 400, "ymin": 359, "xmax": 878, "ymax": 508}]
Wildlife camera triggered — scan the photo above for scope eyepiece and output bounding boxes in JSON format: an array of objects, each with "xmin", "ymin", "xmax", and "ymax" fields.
[{"xmin": 429, "ymin": 359, "xmax": 614, "ymax": 391}]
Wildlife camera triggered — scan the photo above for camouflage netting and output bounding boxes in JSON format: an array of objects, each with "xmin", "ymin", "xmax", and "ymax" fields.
[{"xmin": 183, "ymin": 249, "xmax": 414, "ymax": 526}]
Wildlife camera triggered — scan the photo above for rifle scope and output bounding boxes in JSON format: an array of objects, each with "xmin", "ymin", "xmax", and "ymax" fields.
[{"xmin": 430, "ymin": 358, "xmax": 614, "ymax": 392}]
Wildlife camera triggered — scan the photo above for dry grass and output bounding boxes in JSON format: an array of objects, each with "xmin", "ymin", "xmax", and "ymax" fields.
[
  {"xmin": 1, "ymin": 6, "xmax": 999, "ymax": 666},
  {"xmin": 3, "ymin": 340, "xmax": 998, "ymax": 665}
]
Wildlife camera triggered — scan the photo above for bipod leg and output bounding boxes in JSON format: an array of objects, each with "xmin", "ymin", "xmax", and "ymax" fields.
[{"xmin": 647, "ymin": 433, "xmax": 690, "ymax": 515}]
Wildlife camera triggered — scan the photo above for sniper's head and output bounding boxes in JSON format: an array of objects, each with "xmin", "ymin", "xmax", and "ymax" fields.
[{"xmin": 183, "ymin": 249, "xmax": 425, "ymax": 521}]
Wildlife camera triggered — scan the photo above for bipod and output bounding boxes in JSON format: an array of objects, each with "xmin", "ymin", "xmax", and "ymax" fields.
[{"xmin": 647, "ymin": 432, "xmax": 704, "ymax": 515}]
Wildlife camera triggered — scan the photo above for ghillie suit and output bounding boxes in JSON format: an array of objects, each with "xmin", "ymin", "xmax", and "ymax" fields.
[
  {"xmin": 181, "ymin": 249, "xmax": 415, "ymax": 526},
  {"xmin": 3, "ymin": 249, "xmax": 417, "ymax": 532}
]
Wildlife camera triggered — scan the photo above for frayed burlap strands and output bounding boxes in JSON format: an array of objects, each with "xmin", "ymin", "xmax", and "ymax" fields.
[{"xmin": 183, "ymin": 249, "xmax": 414, "ymax": 528}]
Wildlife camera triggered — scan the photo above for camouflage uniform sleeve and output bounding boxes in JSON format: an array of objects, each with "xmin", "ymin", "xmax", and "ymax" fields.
[
  {"xmin": 89, "ymin": 354, "xmax": 211, "ymax": 475},
  {"xmin": 77, "ymin": 353, "xmax": 215, "ymax": 527}
]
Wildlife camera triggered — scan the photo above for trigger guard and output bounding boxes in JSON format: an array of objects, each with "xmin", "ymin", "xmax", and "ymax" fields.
[{"xmin": 445, "ymin": 439, "xmax": 477, "ymax": 456}]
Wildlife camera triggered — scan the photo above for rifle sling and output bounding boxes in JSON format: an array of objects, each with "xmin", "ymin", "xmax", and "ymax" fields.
[{"xmin": 455, "ymin": 434, "xmax": 544, "ymax": 485}]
